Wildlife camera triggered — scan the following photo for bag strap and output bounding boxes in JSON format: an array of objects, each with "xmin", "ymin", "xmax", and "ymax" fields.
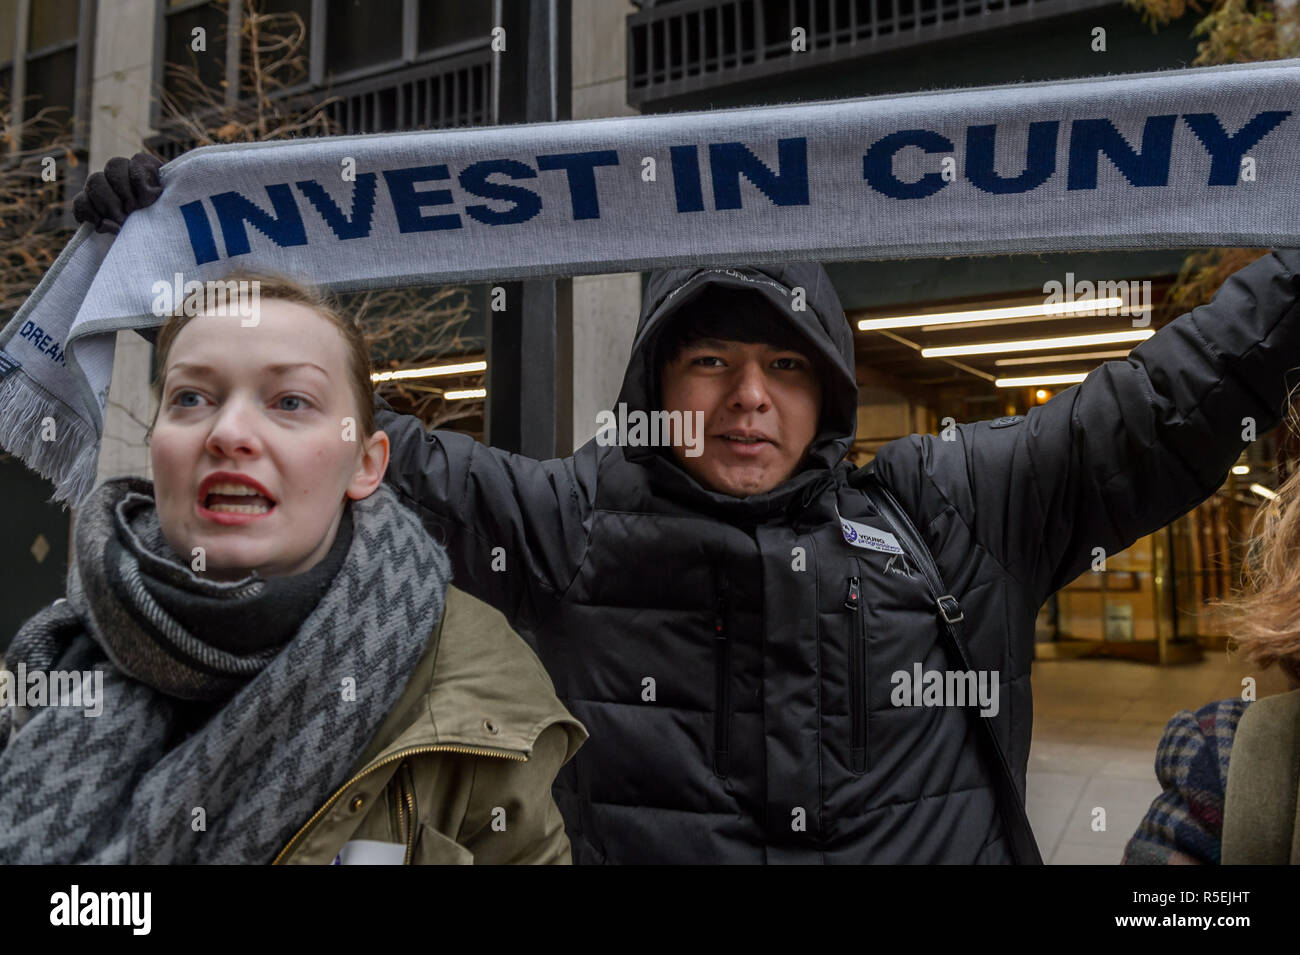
[
  {"xmin": 851, "ymin": 462, "xmax": 1044, "ymax": 865},
  {"xmin": 1221, "ymin": 688, "xmax": 1300, "ymax": 865}
]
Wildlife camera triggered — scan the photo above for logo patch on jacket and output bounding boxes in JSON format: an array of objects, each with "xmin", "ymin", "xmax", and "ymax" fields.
[
  {"xmin": 884, "ymin": 553, "xmax": 915, "ymax": 578},
  {"xmin": 840, "ymin": 517, "xmax": 903, "ymax": 555}
]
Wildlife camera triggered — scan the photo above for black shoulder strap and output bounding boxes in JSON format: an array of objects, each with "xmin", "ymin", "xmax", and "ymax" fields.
[{"xmin": 850, "ymin": 463, "xmax": 1044, "ymax": 865}]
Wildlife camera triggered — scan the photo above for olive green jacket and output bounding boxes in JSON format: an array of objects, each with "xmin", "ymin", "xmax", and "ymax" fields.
[
  {"xmin": 273, "ymin": 586, "xmax": 587, "ymax": 865},
  {"xmin": 1222, "ymin": 687, "xmax": 1300, "ymax": 865}
]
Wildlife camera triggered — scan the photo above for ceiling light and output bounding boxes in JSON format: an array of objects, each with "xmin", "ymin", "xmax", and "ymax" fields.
[
  {"xmin": 1251, "ymin": 483, "xmax": 1278, "ymax": 501},
  {"xmin": 995, "ymin": 373, "xmax": 1088, "ymax": 388},
  {"xmin": 995, "ymin": 349, "xmax": 1132, "ymax": 366},
  {"xmin": 445, "ymin": 388, "xmax": 487, "ymax": 400},
  {"xmin": 857, "ymin": 297, "xmax": 1126, "ymax": 332},
  {"xmin": 1231, "ymin": 465, "xmax": 1250, "ymax": 475},
  {"xmin": 371, "ymin": 359, "xmax": 487, "ymax": 383},
  {"xmin": 922, "ymin": 329, "xmax": 1153, "ymax": 359}
]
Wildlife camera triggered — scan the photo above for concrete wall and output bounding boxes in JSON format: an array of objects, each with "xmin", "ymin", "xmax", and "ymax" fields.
[
  {"xmin": 568, "ymin": 0, "xmax": 640, "ymax": 452},
  {"xmin": 90, "ymin": 0, "xmax": 157, "ymax": 484}
]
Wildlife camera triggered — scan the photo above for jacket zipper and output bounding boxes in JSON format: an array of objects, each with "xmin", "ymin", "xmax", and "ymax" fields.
[
  {"xmin": 713, "ymin": 574, "xmax": 731, "ymax": 778},
  {"xmin": 396, "ymin": 761, "xmax": 418, "ymax": 865},
  {"xmin": 272, "ymin": 743, "xmax": 525, "ymax": 865},
  {"xmin": 845, "ymin": 575, "xmax": 867, "ymax": 774},
  {"xmin": 387, "ymin": 766, "xmax": 403, "ymax": 842}
]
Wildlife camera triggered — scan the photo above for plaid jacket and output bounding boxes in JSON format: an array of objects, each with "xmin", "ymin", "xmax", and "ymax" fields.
[{"xmin": 1123, "ymin": 698, "xmax": 1249, "ymax": 865}]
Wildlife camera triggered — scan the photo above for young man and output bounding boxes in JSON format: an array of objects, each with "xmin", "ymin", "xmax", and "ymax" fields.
[{"xmin": 76, "ymin": 159, "xmax": 1300, "ymax": 863}]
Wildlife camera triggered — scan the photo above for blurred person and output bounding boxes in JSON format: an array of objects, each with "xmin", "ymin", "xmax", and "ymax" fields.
[{"xmin": 1124, "ymin": 404, "xmax": 1300, "ymax": 866}]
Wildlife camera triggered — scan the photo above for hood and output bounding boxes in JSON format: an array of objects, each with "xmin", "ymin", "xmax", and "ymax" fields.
[{"xmin": 613, "ymin": 262, "xmax": 859, "ymax": 516}]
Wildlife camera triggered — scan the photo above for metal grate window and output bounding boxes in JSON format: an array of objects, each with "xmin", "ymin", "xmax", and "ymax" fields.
[
  {"xmin": 628, "ymin": 0, "xmax": 1109, "ymax": 105},
  {"xmin": 153, "ymin": 0, "xmax": 497, "ymax": 136},
  {"xmin": 1, "ymin": 0, "xmax": 94, "ymax": 156},
  {"xmin": 323, "ymin": 56, "xmax": 493, "ymax": 134}
]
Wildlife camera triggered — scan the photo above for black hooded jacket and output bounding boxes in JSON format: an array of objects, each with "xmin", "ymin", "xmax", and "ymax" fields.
[{"xmin": 378, "ymin": 250, "xmax": 1300, "ymax": 863}]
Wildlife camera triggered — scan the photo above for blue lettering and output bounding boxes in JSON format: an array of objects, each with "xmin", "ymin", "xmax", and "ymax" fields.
[
  {"xmin": 180, "ymin": 200, "xmax": 220, "ymax": 265},
  {"xmin": 670, "ymin": 145, "xmax": 704, "ymax": 213},
  {"xmin": 17, "ymin": 322, "xmax": 62, "ymax": 362},
  {"xmin": 1066, "ymin": 115, "xmax": 1178, "ymax": 190},
  {"xmin": 1182, "ymin": 111, "xmax": 1291, "ymax": 186},
  {"xmin": 863, "ymin": 130, "xmax": 952, "ymax": 200},
  {"xmin": 295, "ymin": 174, "xmax": 378, "ymax": 240},
  {"xmin": 382, "ymin": 165, "xmax": 462, "ymax": 232},
  {"xmin": 536, "ymin": 150, "xmax": 619, "ymax": 220},
  {"xmin": 458, "ymin": 159, "xmax": 542, "ymax": 226},
  {"xmin": 966, "ymin": 121, "xmax": 1059, "ymax": 195},
  {"xmin": 210, "ymin": 185, "xmax": 308, "ymax": 257},
  {"xmin": 709, "ymin": 137, "xmax": 808, "ymax": 209}
]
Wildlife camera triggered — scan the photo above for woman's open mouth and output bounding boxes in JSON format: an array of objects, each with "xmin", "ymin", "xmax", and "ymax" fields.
[{"xmin": 196, "ymin": 474, "xmax": 277, "ymax": 525}]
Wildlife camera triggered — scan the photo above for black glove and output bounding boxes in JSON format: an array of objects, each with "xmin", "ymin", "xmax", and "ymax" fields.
[{"xmin": 72, "ymin": 152, "xmax": 164, "ymax": 235}]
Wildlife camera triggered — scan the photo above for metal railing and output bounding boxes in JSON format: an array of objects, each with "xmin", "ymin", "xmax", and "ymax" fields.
[{"xmin": 627, "ymin": 0, "xmax": 1119, "ymax": 104}]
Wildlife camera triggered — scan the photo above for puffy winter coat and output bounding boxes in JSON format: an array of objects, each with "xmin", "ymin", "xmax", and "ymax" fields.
[{"xmin": 378, "ymin": 249, "xmax": 1300, "ymax": 863}]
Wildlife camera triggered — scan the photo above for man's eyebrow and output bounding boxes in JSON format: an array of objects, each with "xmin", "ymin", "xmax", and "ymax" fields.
[{"xmin": 683, "ymin": 337, "xmax": 736, "ymax": 349}]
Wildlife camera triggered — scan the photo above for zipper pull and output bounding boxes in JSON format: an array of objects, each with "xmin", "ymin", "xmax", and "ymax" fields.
[{"xmin": 844, "ymin": 576, "xmax": 860, "ymax": 611}]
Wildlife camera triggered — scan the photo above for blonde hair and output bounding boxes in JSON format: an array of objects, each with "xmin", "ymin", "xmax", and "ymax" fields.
[
  {"xmin": 150, "ymin": 269, "xmax": 375, "ymax": 436},
  {"xmin": 1216, "ymin": 393, "xmax": 1300, "ymax": 685}
]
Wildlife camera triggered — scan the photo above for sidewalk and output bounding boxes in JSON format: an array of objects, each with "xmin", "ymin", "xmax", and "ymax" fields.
[{"xmin": 1027, "ymin": 648, "xmax": 1289, "ymax": 864}]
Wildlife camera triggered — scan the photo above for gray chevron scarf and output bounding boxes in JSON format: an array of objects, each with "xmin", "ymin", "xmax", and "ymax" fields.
[{"xmin": 0, "ymin": 477, "xmax": 450, "ymax": 864}]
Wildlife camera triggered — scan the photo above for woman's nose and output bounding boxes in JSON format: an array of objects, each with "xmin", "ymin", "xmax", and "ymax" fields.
[{"xmin": 204, "ymin": 400, "xmax": 263, "ymax": 459}]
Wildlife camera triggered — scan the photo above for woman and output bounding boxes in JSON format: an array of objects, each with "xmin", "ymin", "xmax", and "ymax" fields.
[
  {"xmin": 0, "ymin": 271, "xmax": 586, "ymax": 865},
  {"xmin": 1123, "ymin": 405, "xmax": 1300, "ymax": 865}
]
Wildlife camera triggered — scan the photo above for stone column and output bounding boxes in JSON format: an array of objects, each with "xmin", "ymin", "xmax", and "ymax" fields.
[
  {"xmin": 567, "ymin": 0, "xmax": 641, "ymax": 452},
  {"xmin": 90, "ymin": 0, "xmax": 157, "ymax": 483}
]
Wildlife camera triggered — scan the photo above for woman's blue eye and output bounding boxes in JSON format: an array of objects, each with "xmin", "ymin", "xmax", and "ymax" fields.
[
  {"xmin": 174, "ymin": 391, "xmax": 202, "ymax": 407},
  {"xmin": 277, "ymin": 395, "xmax": 305, "ymax": 411}
]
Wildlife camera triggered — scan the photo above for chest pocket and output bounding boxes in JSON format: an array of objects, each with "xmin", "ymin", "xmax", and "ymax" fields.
[
  {"xmin": 841, "ymin": 571, "xmax": 868, "ymax": 774},
  {"xmin": 838, "ymin": 545, "xmax": 943, "ymax": 776}
]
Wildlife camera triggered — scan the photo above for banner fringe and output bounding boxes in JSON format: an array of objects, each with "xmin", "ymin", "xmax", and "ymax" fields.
[{"xmin": 0, "ymin": 372, "xmax": 100, "ymax": 508}]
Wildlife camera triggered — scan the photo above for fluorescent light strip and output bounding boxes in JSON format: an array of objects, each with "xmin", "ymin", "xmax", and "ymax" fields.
[
  {"xmin": 371, "ymin": 359, "xmax": 487, "ymax": 383},
  {"xmin": 922, "ymin": 329, "xmax": 1153, "ymax": 359},
  {"xmin": 924, "ymin": 308, "xmax": 1150, "ymax": 332},
  {"xmin": 445, "ymin": 388, "xmax": 487, "ymax": 401},
  {"xmin": 1251, "ymin": 483, "xmax": 1278, "ymax": 501},
  {"xmin": 1231, "ymin": 465, "xmax": 1250, "ymax": 475},
  {"xmin": 995, "ymin": 349, "xmax": 1132, "ymax": 367},
  {"xmin": 995, "ymin": 373, "xmax": 1088, "ymax": 388},
  {"xmin": 858, "ymin": 297, "xmax": 1127, "ymax": 332}
]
